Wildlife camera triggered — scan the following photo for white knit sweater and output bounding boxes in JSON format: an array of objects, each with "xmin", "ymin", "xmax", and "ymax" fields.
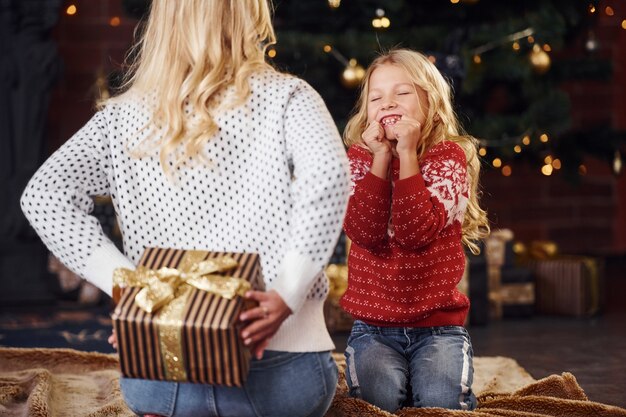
[{"xmin": 21, "ymin": 70, "xmax": 351, "ymax": 352}]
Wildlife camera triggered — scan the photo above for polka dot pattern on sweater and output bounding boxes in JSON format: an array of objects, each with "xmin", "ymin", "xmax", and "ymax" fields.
[{"xmin": 21, "ymin": 70, "xmax": 350, "ymax": 310}]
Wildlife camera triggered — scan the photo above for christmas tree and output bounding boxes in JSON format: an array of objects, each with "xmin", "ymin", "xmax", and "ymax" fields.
[{"xmin": 120, "ymin": 0, "xmax": 625, "ymax": 181}]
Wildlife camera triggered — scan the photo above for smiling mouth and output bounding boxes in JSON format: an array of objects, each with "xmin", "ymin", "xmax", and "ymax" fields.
[{"xmin": 380, "ymin": 115, "xmax": 401, "ymax": 126}]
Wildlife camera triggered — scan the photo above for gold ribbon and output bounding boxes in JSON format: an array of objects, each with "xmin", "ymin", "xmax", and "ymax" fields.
[
  {"xmin": 113, "ymin": 253, "xmax": 251, "ymax": 381},
  {"xmin": 113, "ymin": 255, "xmax": 250, "ymax": 314}
]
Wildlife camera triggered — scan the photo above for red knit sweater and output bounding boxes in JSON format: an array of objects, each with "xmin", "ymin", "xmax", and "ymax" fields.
[{"xmin": 340, "ymin": 141, "xmax": 470, "ymax": 327}]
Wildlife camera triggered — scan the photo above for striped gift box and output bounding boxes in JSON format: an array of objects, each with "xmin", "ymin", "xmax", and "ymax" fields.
[
  {"xmin": 528, "ymin": 256, "xmax": 602, "ymax": 317},
  {"xmin": 111, "ymin": 247, "xmax": 261, "ymax": 386}
]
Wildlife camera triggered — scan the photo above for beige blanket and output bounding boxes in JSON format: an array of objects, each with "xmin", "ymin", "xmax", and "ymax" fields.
[{"xmin": 0, "ymin": 347, "xmax": 624, "ymax": 417}]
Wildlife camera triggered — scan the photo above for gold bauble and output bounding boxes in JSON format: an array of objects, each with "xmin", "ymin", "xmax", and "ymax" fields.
[
  {"xmin": 529, "ymin": 44, "xmax": 551, "ymax": 74},
  {"xmin": 341, "ymin": 59, "xmax": 365, "ymax": 88}
]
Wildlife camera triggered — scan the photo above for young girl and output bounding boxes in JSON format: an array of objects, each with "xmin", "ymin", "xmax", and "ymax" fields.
[
  {"xmin": 20, "ymin": 1, "xmax": 350, "ymax": 416},
  {"xmin": 340, "ymin": 49, "xmax": 490, "ymax": 412}
]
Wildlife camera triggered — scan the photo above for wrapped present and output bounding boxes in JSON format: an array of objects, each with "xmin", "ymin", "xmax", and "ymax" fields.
[
  {"xmin": 111, "ymin": 248, "xmax": 261, "ymax": 386},
  {"xmin": 528, "ymin": 256, "xmax": 603, "ymax": 317},
  {"xmin": 499, "ymin": 267, "xmax": 534, "ymax": 318}
]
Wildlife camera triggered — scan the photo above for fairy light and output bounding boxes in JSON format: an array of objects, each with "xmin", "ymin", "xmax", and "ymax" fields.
[
  {"xmin": 514, "ymin": 145, "xmax": 522, "ymax": 153},
  {"xmin": 540, "ymin": 133, "xmax": 549, "ymax": 143},
  {"xmin": 492, "ymin": 158, "xmax": 502, "ymax": 168},
  {"xmin": 527, "ymin": 36, "xmax": 535, "ymax": 44},
  {"xmin": 605, "ymin": 6, "xmax": 614, "ymax": 16},
  {"xmin": 502, "ymin": 165, "xmax": 512, "ymax": 177},
  {"xmin": 621, "ymin": 20, "xmax": 626, "ymax": 30},
  {"xmin": 522, "ymin": 135, "xmax": 531, "ymax": 146},
  {"xmin": 479, "ymin": 147, "xmax": 487, "ymax": 156},
  {"xmin": 110, "ymin": 16, "xmax": 121, "ymax": 26},
  {"xmin": 473, "ymin": 54, "xmax": 482, "ymax": 64},
  {"xmin": 588, "ymin": 4, "xmax": 596, "ymax": 13},
  {"xmin": 544, "ymin": 155, "xmax": 553, "ymax": 164},
  {"xmin": 543, "ymin": 44, "xmax": 552, "ymax": 52},
  {"xmin": 579, "ymin": 164, "xmax": 587, "ymax": 175},
  {"xmin": 552, "ymin": 159, "xmax": 562, "ymax": 170},
  {"xmin": 267, "ymin": 48, "xmax": 277, "ymax": 58},
  {"xmin": 66, "ymin": 4, "xmax": 77, "ymax": 15},
  {"xmin": 323, "ymin": 45, "xmax": 332, "ymax": 53},
  {"xmin": 512, "ymin": 41, "xmax": 520, "ymax": 51},
  {"xmin": 541, "ymin": 164, "xmax": 553, "ymax": 176},
  {"xmin": 450, "ymin": 0, "xmax": 460, "ymax": 3},
  {"xmin": 328, "ymin": 0, "xmax": 341, "ymax": 8}
]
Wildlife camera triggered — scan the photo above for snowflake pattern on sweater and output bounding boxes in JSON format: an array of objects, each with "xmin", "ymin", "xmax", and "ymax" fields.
[{"xmin": 341, "ymin": 141, "xmax": 471, "ymax": 327}]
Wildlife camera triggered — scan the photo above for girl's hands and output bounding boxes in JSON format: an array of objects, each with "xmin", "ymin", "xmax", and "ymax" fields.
[
  {"xmin": 361, "ymin": 121, "xmax": 391, "ymax": 156},
  {"xmin": 239, "ymin": 289, "xmax": 292, "ymax": 360},
  {"xmin": 392, "ymin": 115, "xmax": 422, "ymax": 156}
]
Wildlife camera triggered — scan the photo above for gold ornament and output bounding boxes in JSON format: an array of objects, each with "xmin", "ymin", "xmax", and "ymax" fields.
[
  {"xmin": 341, "ymin": 59, "xmax": 365, "ymax": 88},
  {"xmin": 529, "ymin": 44, "xmax": 551, "ymax": 74}
]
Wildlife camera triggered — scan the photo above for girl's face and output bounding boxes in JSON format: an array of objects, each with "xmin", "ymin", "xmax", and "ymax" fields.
[{"xmin": 366, "ymin": 63, "xmax": 429, "ymax": 140}]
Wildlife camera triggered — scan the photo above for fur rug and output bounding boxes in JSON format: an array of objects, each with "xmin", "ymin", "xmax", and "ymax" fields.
[{"xmin": 1, "ymin": 347, "xmax": 625, "ymax": 417}]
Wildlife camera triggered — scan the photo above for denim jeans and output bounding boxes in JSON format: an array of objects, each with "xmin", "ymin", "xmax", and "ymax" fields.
[
  {"xmin": 120, "ymin": 350, "xmax": 337, "ymax": 417},
  {"xmin": 344, "ymin": 320, "xmax": 476, "ymax": 412}
]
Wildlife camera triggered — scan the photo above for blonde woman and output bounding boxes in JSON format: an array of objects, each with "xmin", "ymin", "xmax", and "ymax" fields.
[
  {"xmin": 21, "ymin": 1, "xmax": 350, "ymax": 416},
  {"xmin": 340, "ymin": 49, "xmax": 490, "ymax": 412}
]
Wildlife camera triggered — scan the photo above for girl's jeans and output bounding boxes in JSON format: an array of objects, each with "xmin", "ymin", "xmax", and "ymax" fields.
[
  {"xmin": 344, "ymin": 320, "xmax": 476, "ymax": 412},
  {"xmin": 120, "ymin": 350, "xmax": 337, "ymax": 417}
]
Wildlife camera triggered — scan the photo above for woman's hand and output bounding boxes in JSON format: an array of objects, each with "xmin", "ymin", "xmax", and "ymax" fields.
[
  {"xmin": 239, "ymin": 289, "xmax": 292, "ymax": 359},
  {"xmin": 108, "ymin": 330, "xmax": 118, "ymax": 350},
  {"xmin": 392, "ymin": 115, "xmax": 422, "ymax": 156},
  {"xmin": 361, "ymin": 121, "xmax": 391, "ymax": 157}
]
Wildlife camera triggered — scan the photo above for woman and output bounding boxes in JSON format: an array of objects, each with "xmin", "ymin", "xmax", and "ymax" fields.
[{"xmin": 20, "ymin": 1, "xmax": 350, "ymax": 416}]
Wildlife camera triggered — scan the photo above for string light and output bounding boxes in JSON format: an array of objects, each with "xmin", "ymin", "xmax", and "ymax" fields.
[
  {"xmin": 614, "ymin": 150, "xmax": 623, "ymax": 175},
  {"xmin": 539, "ymin": 133, "xmax": 549, "ymax": 143},
  {"xmin": 512, "ymin": 41, "xmax": 520, "ymax": 51},
  {"xmin": 372, "ymin": 9, "xmax": 390, "ymax": 29},
  {"xmin": 522, "ymin": 135, "xmax": 531, "ymax": 145},
  {"xmin": 450, "ymin": 0, "xmax": 460, "ymax": 3},
  {"xmin": 605, "ymin": 6, "xmax": 614, "ymax": 16},
  {"xmin": 588, "ymin": 4, "xmax": 596, "ymax": 13},
  {"xmin": 543, "ymin": 44, "xmax": 552, "ymax": 52},
  {"xmin": 541, "ymin": 164, "xmax": 553, "ymax": 176},
  {"xmin": 492, "ymin": 158, "xmax": 502, "ymax": 168},
  {"xmin": 502, "ymin": 165, "xmax": 512, "ymax": 176},
  {"xmin": 323, "ymin": 45, "xmax": 332, "ymax": 53},
  {"xmin": 621, "ymin": 20, "xmax": 626, "ymax": 30},
  {"xmin": 544, "ymin": 155, "xmax": 553, "ymax": 164},
  {"xmin": 473, "ymin": 54, "xmax": 482, "ymax": 64},
  {"xmin": 267, "ymin": 48, "xmax": 277, "ymax": 58},
  {"xmin": 328, "ymin": 0, "xmax": 341, "ymax": 8},
  {"xmin": 579, "ymin": 164, "xmax": 587, "ymax": 175},
  {"xmin": 514, "ymin": 145, "xmax": 522, "ymax": 153},
  {"xmin": 66, "ymin": 4, "xmax": 77, "ymax": 15},
  {"xmin": 110, "ymin": 16, "xmax": 121, "ymax": 27},
  {"xmin": 527, "ymin": 36, "xmax": 535, "ymax": 44},
  {"xmin": 479, "ymin": 147, "xmax": 487, "ymax": 156},
  {"xmin": 552, "ymin": 159, "xmax": 562, "ymax": 170}
]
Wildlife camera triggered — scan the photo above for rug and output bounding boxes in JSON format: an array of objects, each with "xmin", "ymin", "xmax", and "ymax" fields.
[{"xmin": 1, "ymin": 347, "xmax": 625, "ymax": 417}]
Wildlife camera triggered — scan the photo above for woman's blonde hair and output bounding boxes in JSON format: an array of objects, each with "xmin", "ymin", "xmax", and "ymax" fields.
[
  {"xmin": 107, "ymin": 0, "xmax": 276, "ymax": 173},
  {"xmin": 344, "ymin": 49, "xmax": 490, "ymax": 253}
]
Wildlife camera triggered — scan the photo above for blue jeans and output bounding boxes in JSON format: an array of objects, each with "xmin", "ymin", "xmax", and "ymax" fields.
[
  {"xmin": 344, "ymin": 320, "xmax": 476, "ymax": 412},
  {"xmin": 120, "ymin": 350, "xmax": 337, "ymax": 417}
]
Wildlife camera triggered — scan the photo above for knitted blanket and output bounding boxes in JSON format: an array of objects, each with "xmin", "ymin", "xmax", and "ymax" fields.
[{"xmin": 1, "ymin": 347, "xmax": 624, "ymax": 417}]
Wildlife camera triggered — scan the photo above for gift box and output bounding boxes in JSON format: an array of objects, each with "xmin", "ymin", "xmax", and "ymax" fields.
[
  {"xmin": 528, "ymin": 256, "xmax": 603, "ymax": 317},
  {"xmin": 111, "ymin": 247, "xmax": 261, "ymax": 386}
]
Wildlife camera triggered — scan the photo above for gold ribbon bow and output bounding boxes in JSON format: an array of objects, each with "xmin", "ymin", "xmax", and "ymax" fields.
[{"xmin": 113, "ymin": 256, "xmax": 251, "ymax": 313}]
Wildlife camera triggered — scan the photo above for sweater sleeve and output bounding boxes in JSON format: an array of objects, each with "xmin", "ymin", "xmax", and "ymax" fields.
[
  {"xmin": 343, "ymin": 145, "xmax": 392, "ymax": 250},
  {"xmin": 269, "ymin": 80, "xmax": 351, "ymax": 313},
  {"xmin": 392, "ymin": 142, "xmax": 469, "ymax": 250},
  {"xmin": 20, "ymin": 109, "xmax": 135, "ymax": 296}
]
